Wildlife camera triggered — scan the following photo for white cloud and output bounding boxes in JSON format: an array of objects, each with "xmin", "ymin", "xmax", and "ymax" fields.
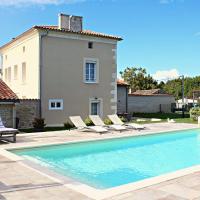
[
  {"xmin": 0, "ymin": 0, "xmax": 86, "ymax": 6},
  {"xmin": 153, "ymin": 69, "xmax": 179, "ymax": 82}
]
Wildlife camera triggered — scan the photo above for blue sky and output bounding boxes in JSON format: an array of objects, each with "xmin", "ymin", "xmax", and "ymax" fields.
[{"xmin": 0, "ymin": 0, "xmax": 199, "ymax": 81}]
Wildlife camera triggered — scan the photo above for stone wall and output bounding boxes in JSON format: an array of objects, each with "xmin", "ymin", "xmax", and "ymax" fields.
[
  {"xmin": 128, "ymin": 95, "xmax": 176, "ymax": 113},
  {"xmin": 0, "ymin": 104, "xmax": 14, "ymax": 128},
  {"xmin": 16, "ymin": 100, "xmax": 40, "ymax": 129}
]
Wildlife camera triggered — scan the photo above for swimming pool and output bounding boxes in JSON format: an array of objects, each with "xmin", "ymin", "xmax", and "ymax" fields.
[{"xmin": 11, "ymin": 129, "xmax": 200, "ymax": 189}]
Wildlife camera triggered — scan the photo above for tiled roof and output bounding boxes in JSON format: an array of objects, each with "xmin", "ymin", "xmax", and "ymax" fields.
[
  {"xmin": 0, "ymin": 25, "xmax": 122, "ymax": 50},
  {"xmin": 129, "ymin": 89, "xmax": 172, "ymax": 96},
  {"xmin": 34, "ymin": 25, "xmax": 123, "ymax": 41},
  {"xmin": 117, "ymin": 79, "xmax": 129, "ymax": 86},
  {"xmin": 0, "ymin": 79, "xmax": 18, "ymax": 101}
]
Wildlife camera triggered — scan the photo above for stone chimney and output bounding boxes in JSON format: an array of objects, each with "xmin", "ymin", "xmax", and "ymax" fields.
[
  {"xmin": 58, "ymin": 14, "xmax": 70, "ymax": 30},
  {"xmin": 58, "ymin": 13, "xmax": 83, "ymax": 32}
]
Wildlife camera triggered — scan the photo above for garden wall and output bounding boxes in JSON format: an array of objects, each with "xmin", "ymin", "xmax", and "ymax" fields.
[
  {"xmin": 128, "ymin": 95, "xmax": 175, "ymax": 113},
  {"xmin": 16, "ymin": 99, "xmax": 40, "ymax": 129}
]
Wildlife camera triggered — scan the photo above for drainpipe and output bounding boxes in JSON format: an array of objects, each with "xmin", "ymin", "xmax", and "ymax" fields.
[{"xmin": 39, "ymin": 30, "xmax": 49, "ymax": 118}]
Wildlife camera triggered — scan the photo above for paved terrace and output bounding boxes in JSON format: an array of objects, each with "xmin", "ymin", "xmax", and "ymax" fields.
[{"xmin": 0, "ymin": 123, "xmax": 200, "ymax": 200}]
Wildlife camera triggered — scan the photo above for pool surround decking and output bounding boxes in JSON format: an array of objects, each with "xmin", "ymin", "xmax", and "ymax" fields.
[{"xmin": 0, "ymin": 123, "xmax": 200, "ymax": 200}]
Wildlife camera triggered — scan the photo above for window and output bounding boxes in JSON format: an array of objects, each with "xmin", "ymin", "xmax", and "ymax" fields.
[
  {"xmin": 91, "ymin": 102, "xmax": 99, "ymax": 115},
  {"xmin": 22, "ymin": 62, "xmax": 26, "ymax": 83},
  {"xmin": 23, "ymin": 46, "xmax": 25, "ymax": 53},
  {"xmin": 14, "ymin": 65, "xmax": 18, "ymax": 80},
  {"xmin": 49, "ymin": 99, "xmax": 63, "ymax": 110},
  {"xmin": 4, "ymin": 68, "xmax": 8, "ymax": 81},
  {"xmin": 5, "ymin": 55, "xmax": 7, "ymax": 60},
  {"xmin": 7, "ymin": 67, "xmax": 11, "ymax": 82},
  {"xmin": 88, "ymin": 42, "xmax": 93, "ymax": 49},
  {"xmin": 89, "ymin": 98, "xmax": 102, "ymax": 116},
  {"xmin": 84, "ymin": 59, "xmax": 99, "ymax": 83}
]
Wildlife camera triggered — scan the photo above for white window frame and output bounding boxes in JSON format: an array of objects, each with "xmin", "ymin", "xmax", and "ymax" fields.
[
  {"xmin": 83, "ymin": 58, "xmax": 99, "ymax": 84},
  {"xmin": 4, "ymin": 68, "xmax": 8, "ymax": 82},
  {"xmin": 7, "ymin": 67, "xmax": 11, "ymax": 82},
  {"xmin": 49, "ymin": 99, "xmax": 64, "ymax": 110},
  {"xmin": 14, "ymin": 65, "xmax": 18, "ymax": 80},
  {"xmin": 89, "ymin": 98, "xmax": 103, "ymax": 117},
  {"xmin": 22, "ymin": 62, "xmax": 26, "ymax": 84}
]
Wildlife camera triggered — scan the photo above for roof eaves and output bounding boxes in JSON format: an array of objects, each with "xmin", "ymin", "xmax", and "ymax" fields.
[{"xmin": 34, "ymin": 26, "xmax": 123, "ymax": 41}]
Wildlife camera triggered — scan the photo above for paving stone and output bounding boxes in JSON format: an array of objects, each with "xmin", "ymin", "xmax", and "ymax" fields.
[
  {"xmin": 158, "ymin": 184, "xmax": 200, "ymax": 199},
  {"xmin": 158, "ymin": 194, "xmax": 188, "ymax": 200}
]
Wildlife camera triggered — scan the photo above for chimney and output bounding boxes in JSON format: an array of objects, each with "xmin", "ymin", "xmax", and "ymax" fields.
[
  {"xmin": 58, "ymin": 13, "xmax": 83, "ymax": 32},
  {"xmin": 58, "ymin": 13, "xmax": 70, "ymax": 30}
]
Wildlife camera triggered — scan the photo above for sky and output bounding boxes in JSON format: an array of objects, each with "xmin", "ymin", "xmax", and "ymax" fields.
[{"xmin": 0, "ymin": 0, "xmax": 200, "ymax": 81}]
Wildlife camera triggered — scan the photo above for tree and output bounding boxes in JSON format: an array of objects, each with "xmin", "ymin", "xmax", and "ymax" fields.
[
  {"xmin": 161, "ymin": 76, "xmax": 200, "ymax": 100},
  {"xmin": 120, "ymin": 67, "xmax": 158, "ymax": 92}
]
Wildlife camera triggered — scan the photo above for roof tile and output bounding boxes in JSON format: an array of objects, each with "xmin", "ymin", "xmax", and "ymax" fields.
[{"xmin": 0, "ymin": 79, "xmax": 18, "ymax": 100}]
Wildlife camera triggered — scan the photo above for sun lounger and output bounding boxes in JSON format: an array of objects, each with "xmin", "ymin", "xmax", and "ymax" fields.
[
  {"xmin": 89, "ymin": 115, "xmax": 126, "ymax": 132},
  {"xmin": 69, "ymin": 116, "xmax": 108, "ymax": 133},
  {"xmin": 167, "ymin": 118, "xmax": 175, "ymax": 123},
  {"xmin": 0, "ymin": 117, "xmax": 19, "ymax": 142},
  {"xmin": 151, "ymin": 118, "xmax": 162, "ymax": 122},
  {"xmin": 108, "ymin": 114, "xmax": 145, "ymax": 130}
]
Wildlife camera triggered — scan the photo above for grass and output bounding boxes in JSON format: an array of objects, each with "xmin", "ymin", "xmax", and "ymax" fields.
[
  {"xmin": 132, "ymin": 112, "xmax": 198, "ymax": 124},
  {"xmin": 132, "ymin": 112, "xmax": 190, "ymax": 119}
]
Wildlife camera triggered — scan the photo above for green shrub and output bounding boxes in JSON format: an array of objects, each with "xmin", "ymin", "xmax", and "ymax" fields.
[
  {"xmin": 103, "ymin": 118, "xmax": 113, "ymax": 125},
  {"xmin": 119, "ymin": 116, "xmax": 127, "ymax": 122},
  {"xmin": 32, "ymin": 118, "xmax": 46, "ymax": 131},
  {"xmin": 84, "ymin": 117, "xmax": 94, "ymax": 126},
  {"xmin": 64, "ymin": 121, "xmax": 75, "ymax": 130},
  {"xmin": 190, "ymin": 107, "xmax": 200, "ymax": 121}
]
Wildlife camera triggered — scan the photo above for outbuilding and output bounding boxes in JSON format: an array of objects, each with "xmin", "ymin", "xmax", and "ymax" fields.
[
  {"xmin": 117, "ymin": 80, "xmax": 129, "ymax": 114},
  {"xmin": 128, "ymin": 89, "xmax": 175, "ymax": 113},
  {"xmin": 0, "ymin": 79, "xmax": 19, "ymax": 128}
]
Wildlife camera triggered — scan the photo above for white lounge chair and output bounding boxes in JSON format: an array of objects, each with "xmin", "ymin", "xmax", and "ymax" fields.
[
  {"xmin": 151, "ymin": 118, "xmax": 162, "ymax": 122},
  {"xmin": 89, "ymin": 115, "xmax": 126, "ymax": 132},
  {"xmin": 108, "ymin": 114, "xmax": 145, "ymax": 130},
  {"xmin": 69, "ymin": 116, "xmax": 108, "ymax": 133},
  {"xmin": 0, "ymin": 117, "xmax": 18, "ymax": 142},
  {"xmin": 167, "ymin": 118, "xmax": 175, "ymax": 123}
]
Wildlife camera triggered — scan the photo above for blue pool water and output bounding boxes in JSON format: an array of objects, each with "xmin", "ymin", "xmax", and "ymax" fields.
[{"xmin": 11, "ymin": 129, "xmax": 200, "ymax": 189}]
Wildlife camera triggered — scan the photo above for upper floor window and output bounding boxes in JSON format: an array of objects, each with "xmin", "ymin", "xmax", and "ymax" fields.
[
  {"xmin": 84, "ymin": 58, "xmax": 99, "ymax": 83},
  {"xmin": 22, "ymin": 62, "xmax": 26, "ymax": 84},
  {"xmin": 14, "ymin": 65, "xmax": 18, "ymax": 80},
  {"xmin": 23, "ymin": 46, "xmax": 25, "ymax": 53},
  {"xmin": 49, "ymin": 99, "xmax": 63, "ymax": 110},
  {"xmin": 7, "ymin": 67, "xmax": 11, "ymax": 82},
  {"xmin": 88, "ymin": 42, "xmax": 93, "ymax": 49},
  {"xmin": 4, "ymin": 68, "xmax": 8, "ymax": 82},
  {"xmin": 5, "ymin": 55, "xmax": 7, "ymax": 60}
]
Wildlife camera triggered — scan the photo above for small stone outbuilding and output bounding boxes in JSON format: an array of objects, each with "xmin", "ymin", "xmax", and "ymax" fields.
[
  {"xmin": 117, "ymin": 80, "xmax": 129, "ymax": 114},
  {"xmin": 0, "ymin": 79, "xmax": 19, "ymax": 128}
]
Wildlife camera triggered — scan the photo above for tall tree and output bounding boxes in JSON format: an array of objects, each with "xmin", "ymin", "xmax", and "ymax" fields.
[
  {"xmin": 161, "ymin": 76, "xmax": 200, "ymax": 100},
  {"xmin": 120, "ymin": 67, "xmax": 158, "ymax": 92}
]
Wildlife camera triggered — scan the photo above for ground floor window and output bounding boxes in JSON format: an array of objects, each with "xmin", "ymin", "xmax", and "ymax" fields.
[
  {"xmin": 89, "ymin": 98, "xmax": 102, "ymax": 116},
  {"xmin": 49, "ymin": 99, "xmax": 63, "ymax": 110}
]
